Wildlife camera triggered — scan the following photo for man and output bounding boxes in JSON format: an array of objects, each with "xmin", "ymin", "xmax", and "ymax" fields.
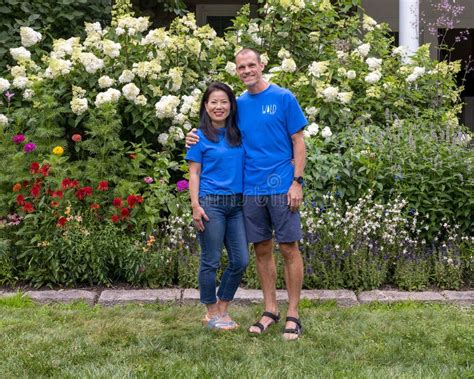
[{"xmin": 187, "ymin": 48, "xmax": 307, "ymax": 340}]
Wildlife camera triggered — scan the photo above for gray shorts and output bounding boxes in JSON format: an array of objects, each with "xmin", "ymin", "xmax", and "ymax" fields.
[{"xmin": 243, "ymin": 194, "xmax": 302, "ymax": 244}]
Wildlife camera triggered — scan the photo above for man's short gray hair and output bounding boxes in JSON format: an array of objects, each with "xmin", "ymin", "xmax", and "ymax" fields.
[{"xmin": 235, "ymin": 47, "xmax": 261, "ymax": 63}]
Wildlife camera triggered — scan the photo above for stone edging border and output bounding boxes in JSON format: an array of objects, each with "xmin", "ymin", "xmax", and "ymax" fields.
[{"xmin": 0, "ymin": 288, "xmax": 472, "ymax": 307}]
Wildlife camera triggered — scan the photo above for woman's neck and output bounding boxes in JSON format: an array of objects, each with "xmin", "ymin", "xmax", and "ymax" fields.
[{"xmin": 212, "ymin": 121, "xmax": 225, "ymax": 129}]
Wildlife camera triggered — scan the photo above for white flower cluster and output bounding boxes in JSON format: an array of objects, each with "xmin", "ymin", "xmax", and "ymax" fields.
[
  {"xmin": 102, "ymin": 39, "xmax": 121, "ymax": 58},
  {"xmin": 366, "ymin": 57, "xmax": 382, "ymax": 71},
  {"xmin": 70, "ymin": 97, "xmax": 88, "ymax": 115},
  {"xmin": 78, "ymin": 52, "xmax": 104, "ymax": 74},
  {"xmin": 321, "ymin": 126, "xmax": 332, "ymax": 138},
  {"xmin": 362, "ymin": 15, "xmax": 378, "ymax": 32},
  {"xmin": 308, "ymin": 61, "xmax": 329, "ymax": 78},
  {"xmin": 281, "ymin": 58, "xmax": 297, "ymax": 73},
  {"xmin": 304, "ymin": 122, "xmax": 319, "ymax": 138},
  {"xmin": 322, "ymin": 86, "xmax": 339, "ymax": 102},
  {"xmin": 406, "ymin": 66, "xmax": 426, "ymax": 83},
  {"xmin": 180, "ymin": 89, "xmax": 201, "ymax": 118},
  {"xmin": 356, "ymin": 43, "xmax": 371, "ymax": 57},
  {"xmin": 167, "ymin": 68, "xmax": 183, "ymax": 92},
  {"xmin": 10, "ymin": 66, "xmax": 26, "ymax": 77},
  {"xmin": 12, "ymin": 76, "xmax": 30, "ymax": 89},
  {"xmin": 155, "ymin": 95, "xmax": 180, "ymax": 119},
  {"xmin": 346, "ymin": 70, "xmax": 357, "ymax": 79},
  {"xmin": 277, "ymin": 48, "xmax": 291, "ymax": 59},
  {"xmin": 132, "ymin": 60, "xmax": 162, "ymax": 79},
  {"xmin": 98, "ymin": 75, "xmax": 115, "ymax": 89},
  {"xmin": 117, "ymin": 16, "xmax": 150, "ymax": 35},
  {"xmin": 122, "ymin": 83, "xmax": 140, "ymax": 101},
  {"xmin": 193, "ymin": 24, "xmax": 217, "ymax": 40},
  {"xmin": 0, "ymin": 78, "xmax": 10, "ymax": 92},
  {"xmin": 337, "ymin": 91, "xmax": 353, "ymax": 104},
  {"xmin": 277, "ymin": 0, "xmax": 305, "ymax": 13},
  {"xmin": 225, "ymin": 61, "xmax": 236, "ymax": 76},
  {"xmin": 95, "ymin": 88, "xmax": 121, "ymax": 107},
  {"xmin": 45, "ymin": 58, "xmax": 73, "ymax": 78},
  {"xmin": 23, "ymin": 89, "xmax": 34, "ymax": 101},
  {"xmin": 0, "ymin": 114, "xmax": 9, "ymax": 126},
  {"xmin": 51, "ymin": 37, "xmax": 80, "ymax": 59},
  {"xmin": 365, "ymin": 71, "xmax": 382, "ymax": 84},
  {"xmin": 20, "ymin": 27, "xmax": 42, "ymax": 47},
  {"xmin": 10, "ymin": 46, "xmax": 31, "ymax": 61},
  {"xmin": 119, "ymin": 69, "xmax": 135, "ymax": 83},
  {"xmin": 141, "ymin": 28, "xmax": 171, "ymax": 48}
]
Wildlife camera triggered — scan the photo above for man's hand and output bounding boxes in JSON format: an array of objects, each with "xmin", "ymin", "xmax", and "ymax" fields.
[
  {"xmin": 185, "ymin": 128, "xmax": 200, "ymax": 148},
  {"xmin": 192, "ymin": 205, "xmax": 209, "ymax": 232},
  {"xmin": 287, "ymin": 182, "xmax": 303, "ymax": 212}
]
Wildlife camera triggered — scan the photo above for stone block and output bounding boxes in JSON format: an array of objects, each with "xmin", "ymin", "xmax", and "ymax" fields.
[{"xmin": 26, "ymin": 290, "xmax": 97, "ymax": 306}]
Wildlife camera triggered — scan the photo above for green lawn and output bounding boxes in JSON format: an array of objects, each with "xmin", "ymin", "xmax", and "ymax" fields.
[{"xmin": 0, "ymin": 295, "xmax": 472, "ymax": 378}]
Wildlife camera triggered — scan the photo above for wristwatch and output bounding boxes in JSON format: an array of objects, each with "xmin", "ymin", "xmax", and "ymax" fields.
[{"xmin": 293, "ymin": 176, "xmax": 304, "ymax": 185}]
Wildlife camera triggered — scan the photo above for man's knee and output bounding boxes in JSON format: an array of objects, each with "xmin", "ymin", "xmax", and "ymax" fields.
[
  {"xmin": 254, "ymin": 239, "xmax": 273, "ymax": 255},
  {"xmin": 279, "ymin": 242, "xmax": 301, "ymax": 261}
]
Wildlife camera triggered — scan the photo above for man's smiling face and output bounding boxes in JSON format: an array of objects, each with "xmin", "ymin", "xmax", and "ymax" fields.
[{"xmin": 235, "ymin": 50, "xmax": 265, "ymax": 90}]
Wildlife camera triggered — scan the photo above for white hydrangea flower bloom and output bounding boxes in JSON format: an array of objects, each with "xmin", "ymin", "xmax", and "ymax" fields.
[
  {"xmin": 406, "ymin": 67, "xmax": 426, "ymax": 83},
  {"xmin": 0, "ymin": 78, "xmax": 10, "ymax": 92},
  {"xmin": 10, "ymin": 66, "xmax": 26, "ymax": 78},
  {"xmin": 225, "ymin": 61, "xmax": 236, "ymax": 75},
  {"xmin": 23, "ymin": 89, "xmax": 34, "ymax": 101},
  {"xmin": 140, "ymin": 28, "xmax": 171, "ymax": 47},
  {"xmin": 362, "ymin": 15, "xmax": 377, "ymax": 31},
  {"xmin": 94, "ymin": 88, "xmax": 121, "ymax": 107},
  {"xmin": 281, "ymin": 58, "xmax": 297, "ymax": 72},
  {"xmin": 346, "ymin": 70, "xmax": 357, "ymax": 79},
  {"xmin": 78, "ymin": 52, "xmax": 104, "ymax": 74},
  {"xmin": 337, "ymin": 91, "xmax": 353, "ymax": 104},
  {"xmin": 122, "ymin": 83, "xmax": 140, "ymax": 101},
  {"xmin": 117, "ymin": 16, "xmax": 150, "ymax": 34},
  {"xmin": 118, "ymin": 69, "xmax": 135, "ymax": 84},
  {"xmin": 102, "ymin": 39, "xmax": 121, "ymax": 58},
  {"xmin": 392, "ymin": 46, "xmax": 407, "ymax": 57},
  {"xmin": 308, "ymin": 61, "xmax": 329, "ymax": 78},
  {"xmin": 98, "ymin": 75, "xmax": 115, "ymax": 89},
  {"xmin": 170, "ymin": 126, "xmax": 185, "ymax": 141},
  {"xmin": 305, "ymin": 106, "xmax": 319, "ymax": 117},
  {"xmin": 51, "ymin": 37, "xmax": 79, "ymax": 59},
  {"xmin": 322, "ymin": 86, "xmax": 339, "ymax": 102},
  {"xmin": 85, "ymin": 22, "xmax": 103, "ymax": 35},
  {"xmin": 277, "ymin": 48, "xmax": 291, "ymax": 59},
  {"xmin": 167, "ymin": 68, "xmax": 183, "ymax": 92},
  {"xmin": 304, "ymin": 122, "xmax": 319, "ymax": 137},
  {"xmin": 20, "ymin": 27, "xmax": 42, "ymax": 47},
  {"xmin": 12, "ymin": 76, "xmax": 30, "ymax": 89},
  {"xmin": 321, "ymin": 126, "xmax": 333, "ymax": 138},
  {"xmin": 115, "ymin": 27, "xmax": 125, "ymax": 36},
  {"xmin": 260, "ymin": 53, "xmax": 269, "ymax": 66},
  {"xmin": 155, "ymin": 95, "xmax": 180, "ymax": 119},
  {"xmin": 366, "ymin": 57, "xmax": 382, "ymax": 71},
  {"xmin": 10, "ymin": 46, "xmax": 31, "ymax": 61},
  {"xmin": 357, "ymin": 43, "xmax": 371, "ymax": 57},
  {"xmin": 0, "ymin": 114, "xmax": 9, "ymax": 126},
  {"xmin": 158, "ymin": 132, "xmax": 169, "ymax": 145},
  {"xmin": 365, "ymin": 71, "xmax": 382, "ymax": 84},
  {"xmin": 48, "ymin": 58, "xmax": 73, "ymax": 77},
  {"xmin": 134, "ymin": 95, "xmax": 148, "ymax": 106},
  {"xmin": 70, "ymin": 97, "xmax": 88, "ymax": 115}
]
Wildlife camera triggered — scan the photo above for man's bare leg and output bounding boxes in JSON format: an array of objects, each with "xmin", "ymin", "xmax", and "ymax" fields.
[
  {"xmin": 280, "ymin": 241, "xmax": 304, "ymax": 340},
  {"xmin": 248, "ymin": 239, "xmax": 279, "ymax": 333}
]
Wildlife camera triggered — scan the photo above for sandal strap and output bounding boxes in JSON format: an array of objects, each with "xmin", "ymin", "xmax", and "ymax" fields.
[
  {"xmin": 252, "ymin": 322, "xmax": 264, "ymax": 332},
  {"xmin": 285, "ymin": 316, "xmax": 301, "ymax": 328},
  {"xmin": 283, "ymin": 328, "xmax": 300, "ymax": 334},
  {"xmin": 262, "ymin": 311, "xmax": 280, "ymax": 322}
]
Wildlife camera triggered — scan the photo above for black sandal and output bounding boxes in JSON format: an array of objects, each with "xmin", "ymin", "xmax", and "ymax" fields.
[
  {"xmin": 249, "ymin": 311, "xmax": 280, "ymax": 335},
  {"xmin": 282, "ymin": 316, "xmax": 303, "ymax": 339}
]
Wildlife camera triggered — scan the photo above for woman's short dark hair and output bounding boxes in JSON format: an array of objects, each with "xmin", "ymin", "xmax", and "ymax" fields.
[{"xmin": 199, "ymin": 82, "xmax": 241, "ymax": 146}]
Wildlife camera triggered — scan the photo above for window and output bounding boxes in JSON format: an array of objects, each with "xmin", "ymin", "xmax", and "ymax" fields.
[{"xmin": 196, "ymin": 4, "xmax": 258, "ymax": 36}]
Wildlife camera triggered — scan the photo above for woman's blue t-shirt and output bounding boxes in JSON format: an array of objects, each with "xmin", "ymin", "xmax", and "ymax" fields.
[{"xmin": 185, "ymin": 128, "xmax": 244, "ymax": 197}]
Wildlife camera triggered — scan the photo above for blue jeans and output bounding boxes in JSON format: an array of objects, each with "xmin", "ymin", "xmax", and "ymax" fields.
[{"xmin": 198, "ymin": 194, "xmax": 249, "ymax": 304}]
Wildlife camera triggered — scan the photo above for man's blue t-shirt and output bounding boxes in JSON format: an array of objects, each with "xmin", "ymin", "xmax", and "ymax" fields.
[
  {"xmin": 185, "ymin": 128, "xmax": 244, "ymax": 197},
  {"xmin": 237, "ymin": 84, "xmax": 307, "ymax": 195}
]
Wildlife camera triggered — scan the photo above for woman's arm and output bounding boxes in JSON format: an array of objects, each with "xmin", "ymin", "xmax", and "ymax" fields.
[{"xmin": 189, "ymin": 161, "xmax": 209, "ymax": 231}]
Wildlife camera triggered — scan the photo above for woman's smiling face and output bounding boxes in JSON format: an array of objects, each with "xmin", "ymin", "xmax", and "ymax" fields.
[{"xmin": 204, "ymin": 89, "xmax": 231, "ymax": 127}]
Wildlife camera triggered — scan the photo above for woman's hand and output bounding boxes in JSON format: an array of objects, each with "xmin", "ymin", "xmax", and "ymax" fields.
[
  {"xmin": 192, "ymin": 205, "xmax": 209, "ymax": 232},
  {"xmin": 185, "ymin": 128, "xmax": 200, "ymax": 148}
]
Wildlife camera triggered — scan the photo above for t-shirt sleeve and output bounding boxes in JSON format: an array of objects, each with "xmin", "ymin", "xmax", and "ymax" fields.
[
  {"xmin": 285, "ymin": 92, "xmax": 308, "ymax": 136},
  {"xmin": 185, "ymin": 138, "xmax": 203, "ymax": 163}
]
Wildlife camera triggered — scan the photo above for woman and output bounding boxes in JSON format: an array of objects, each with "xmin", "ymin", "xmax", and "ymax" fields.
[{"xmin": 185, "ymin": 82, "xmax": 249, "ymax": 330}]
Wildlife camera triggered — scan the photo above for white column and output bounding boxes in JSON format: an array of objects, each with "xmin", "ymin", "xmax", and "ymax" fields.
[{"xmin": 399, "ymin": 0, "xmax": 420, "ymax": 58}]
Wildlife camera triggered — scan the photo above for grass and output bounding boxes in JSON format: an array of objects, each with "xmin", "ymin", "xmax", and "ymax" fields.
[{"xmin": 0, "ymin": 295, "xmax": 472, "ymax": 378}]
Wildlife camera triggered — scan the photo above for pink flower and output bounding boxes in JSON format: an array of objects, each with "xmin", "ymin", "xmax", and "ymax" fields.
[
  {"xmin": 144, "ymin": 176, "xmax": 154, "ymax": 184},
  {"xmin": 12, "ymin": 134, "xmax": 25, "ymax": 144},
  {"xmin": 176, "ymin": 179, "xmax": 189, "ymax": 192},
  {"xmin": 24, "ymin": 142, "xmax": 36, "ymax": 153}
]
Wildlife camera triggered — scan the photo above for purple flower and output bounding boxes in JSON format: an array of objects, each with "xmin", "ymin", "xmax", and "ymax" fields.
[
  {"xmin": 4, "ymin": 91, "xmax": 15, "ymax": 102},
  {"xmin": 24, "ymin": 142, "xmax": 36, "ymax": 153},
  {"xmin": 12, "ymin": 134, "xmax": 26, "ymax": 144},
  {"xmin": 144, "ymin": 176, "xmax": 154, "ymax": 184},
  {"xmin": 176, "ymin": 179, "xmax": 189, "ymax": 192}
]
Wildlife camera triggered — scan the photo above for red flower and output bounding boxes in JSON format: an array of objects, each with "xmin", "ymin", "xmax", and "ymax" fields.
[
  {"xmin": 121, "ymin": 207, "xmax": 130, "ymax": 219},
  {"xmin": 39, "ymin": 164, "xmax": 50, "ymax": 177},
  {"xmin": 16, "ymin": 194, "xmax": 25, "ymax": 206},
  {"xmin": 70, "ymin": 180, "xmax": 79, "ymax": 188},
  {"xmin": 61, "ymin": 178, "xmax": 71, "ymax": 189},
  {"xmin": 57, "ymin": 216, "xmax": 67, "ymax": 227},
  {"xmin": 113, "ymin": 197, "xmax": 122, "ymax": 208},
  {"xmin": 75, "ymin": 186, "xmax": 93, "ymax": 201},
  {"xmin": 22, "ymin": 180, "xmax": 29, "ymax": 187},
  {"xmin": 111, "ymin": 214, "xmax": 120, "ymax": 223},
  {"xmin": 90, "ymin": 203, "xmax": 100, "ymax": 210},
  {"xmin": 51, "ymin": 190, "xmax": 63, "ymax": 199},
  {"xmin": 30, "ymin": 162, "xmax": 40, "ymax": 174},
  {"xmin": 71, "ymin": 134, "xmax": 82, "ymax": 142},
  {"xmin": 127, "ymin": 195, "xmax": 143, "ymax": 208},
  {"xmin": 23, "ymin": 202, "xmax": 34, "ymax": 213},
  {"xmin": 50, "ymin": 201, "xmax": 59, "ymax": 208},
  {"xmin": 97, "ymin": 181, "xmax": 108, "ymax": 191},
  {"xmin": 30, "ymin": 183, "xmax": 41, "ymax": 198}
]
